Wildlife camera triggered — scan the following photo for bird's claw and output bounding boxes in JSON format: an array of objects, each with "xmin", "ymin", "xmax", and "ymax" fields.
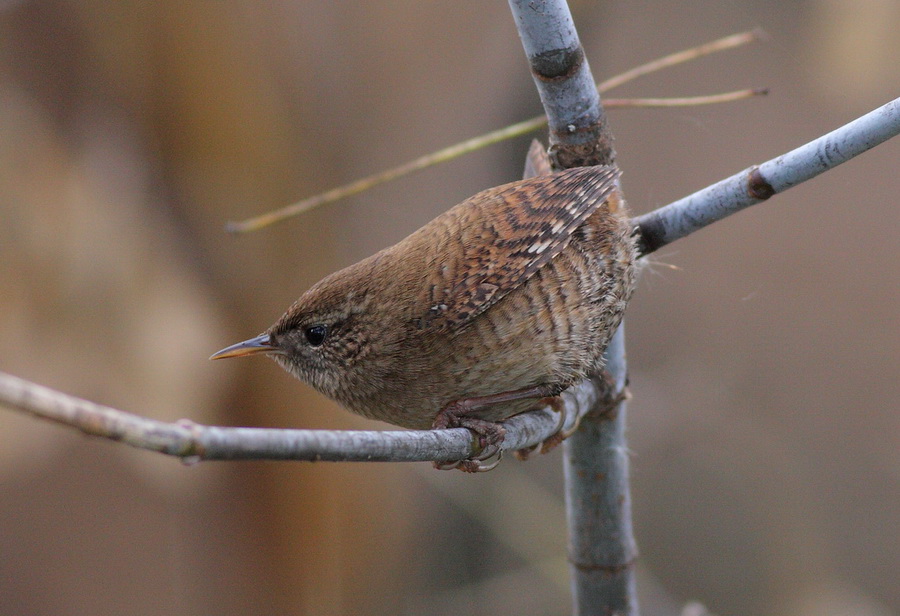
[
  {"xmin": 434, "ymin": 449, "xmax": 504, "ymax": 473},
  {"xmin": 431, "ymin": 403, "xmax": 506, "ymax": 472}
]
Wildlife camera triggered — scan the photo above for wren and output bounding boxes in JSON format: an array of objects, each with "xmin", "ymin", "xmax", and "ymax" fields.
[{"xmin": 211, "ymin": 165, "xmax": 637, "ymax": 471}]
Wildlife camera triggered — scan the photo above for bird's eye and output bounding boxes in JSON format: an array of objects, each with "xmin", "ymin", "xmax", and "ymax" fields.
[{"xmin": 304, "ymin": 324, "xmax": 328, "ymax": 347}]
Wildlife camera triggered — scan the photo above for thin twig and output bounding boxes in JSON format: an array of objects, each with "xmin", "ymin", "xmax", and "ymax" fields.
[
  {"xmin": 224, "ymin": 115, "xmax": 550, "ymax": 234},
  {"xmin": 225, "ymin": 90, "xmax": 764, "ymax": 234},
  {"xmin": 226, "ymin": 30, "xmax": 763, "ymax": 233},
  {"xmin": 606, "ymin": 88, "xmax": 766, "ymax": 108},
  {"xmin": 597, "ymin": 29, "xmax": 764, "ymax": 91}
]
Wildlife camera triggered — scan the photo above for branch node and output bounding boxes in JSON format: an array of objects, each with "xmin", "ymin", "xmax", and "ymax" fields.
[
  {"xmin": 530, "ymin": 45, "xmax": 584, "ymax": 80},
  {"xmin": 568, "ymin": 555, "xmax": 638, "ymax": 574},
  {"xmin": 549, "ymin": 137, "xmax": 616, "ymax": 170},
  {"xmin": 747, "ymin": 165, "xmax": 776, "ymax": 200},
  {"xmin": 175, "ymin": 418, "xmax": 207, "ymax": 460}
]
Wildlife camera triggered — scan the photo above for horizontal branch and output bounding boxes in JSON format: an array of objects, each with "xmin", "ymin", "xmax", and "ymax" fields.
[
  {"xmin": 0, "ymin": 370, "xmax": 601, "ymax": 463},
  {"xmin": 635, "ymin": 96, "xmax": 900, "ymax": 255}
]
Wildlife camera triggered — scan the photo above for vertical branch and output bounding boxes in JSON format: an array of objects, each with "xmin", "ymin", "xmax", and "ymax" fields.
[
  {"xmin": 508, "ymin": 0, "xmax": 615, "ymax": 168},
  {"xmin": 508, "ymin": 1, "xmax": 638, "ymax": 615},
  {"xmin": 563, "ymin": 328, "xmax": 638, "ymax": 614}
]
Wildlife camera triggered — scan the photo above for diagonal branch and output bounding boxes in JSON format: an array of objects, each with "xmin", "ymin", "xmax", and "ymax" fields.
[{"xmin": 635, "ymin": 96, "xmax": 900, "ymax": 256}]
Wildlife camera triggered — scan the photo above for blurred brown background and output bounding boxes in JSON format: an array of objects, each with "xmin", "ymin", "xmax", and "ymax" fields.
[{"xmin": 0, "ymin": 1, "xmax": 897, "ymax": 615}]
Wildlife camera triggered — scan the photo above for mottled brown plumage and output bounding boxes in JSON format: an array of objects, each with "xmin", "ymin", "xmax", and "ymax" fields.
[{"xmin": 212, "ymin": 165, "xmax": 637, "ymax": 469}]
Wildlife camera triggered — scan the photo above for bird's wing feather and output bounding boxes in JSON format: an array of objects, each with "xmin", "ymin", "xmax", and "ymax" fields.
[{"xmin": 418, "ymin": 165, "xmax": 621, "ymax": 330}]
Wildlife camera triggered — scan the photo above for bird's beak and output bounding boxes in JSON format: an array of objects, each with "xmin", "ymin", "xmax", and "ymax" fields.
[{"xmin": 209, "ymin": 333, "xmax": 278, "ymax": 360}]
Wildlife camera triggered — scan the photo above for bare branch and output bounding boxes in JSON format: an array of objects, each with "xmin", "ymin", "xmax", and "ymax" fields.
[
  {"xmin": 0, "ymin": 370, "xmax": 603, "ymax": 463},
  {"xmin": 636, "ymin": 96, "xmax": 900, "ymax": 256},
  {"xmin": 564, "ymin": 328, "xmax": 638, "ymax": 612},
  {"xmin": 509, "ymin": 0, "xmax": 612, "ymax": 168}
]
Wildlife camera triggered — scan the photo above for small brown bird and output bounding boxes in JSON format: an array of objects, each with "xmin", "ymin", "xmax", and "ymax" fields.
[{"xmin": 212, "ymin": 165, "xmax": 637, "ymax": 471}]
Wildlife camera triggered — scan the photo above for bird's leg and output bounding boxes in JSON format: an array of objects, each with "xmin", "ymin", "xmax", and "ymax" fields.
[{"xmin": 432, "ymin": 384, "xmax": 561, "ymax": 472}]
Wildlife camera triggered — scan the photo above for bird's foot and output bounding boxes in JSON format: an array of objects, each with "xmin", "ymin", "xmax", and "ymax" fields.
[
  {"xmin": 432, "ymin": 405, "xmax": 506, "ymax": 473},
  {"xmin": 431, "ymin": 384, "xmax": 562, "ymax": 472}
]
